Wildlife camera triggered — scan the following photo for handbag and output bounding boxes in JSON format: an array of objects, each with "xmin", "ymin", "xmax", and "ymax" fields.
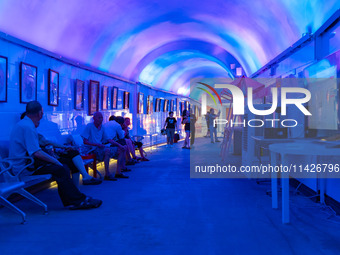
[
  {"xmin": 161, "ymin": 129, "xmax": 166, "ymax": 135},
  {"xmin": 174, "ymin": 133, "xmax": 180, "ymax": 143}
]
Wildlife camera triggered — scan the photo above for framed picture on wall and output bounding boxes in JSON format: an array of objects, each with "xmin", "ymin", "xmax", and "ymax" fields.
[
  {"xmin": 111, "ymin": 86, "xmax": 118, "ymax": 109},
  {"xmin": 170, "ymin": 99, "xmax": 174, "ymax": 112},
  {"xmin": 123, "ymin": 91, "xmax": 130, "ymax": 109},
  {"xmin": 75, "ymin": 79, "xmax": 84, "ymax": 110},
  {"xmin": 48, "ymin": 69, "xmax": 59, "ymax": 106},
  {"xmin": 163, "ymin": 99, "xmax": 169, "ymax": 112},
  {"xmin": 20, "ymin": 62, "xmax": 37, "ymax": 104},
  {"xmin": 147, "ymin": 95, "xmax": 153, "ymax": 114},
  {"xmin": 175, "ymin": 98, "xmax": 179, "ymax": 116},
  {"xmin": 88, "ymin": 80, "xmax": 99, "ymax": 115},
  {"xmin": 179, "ymin": 102, "xmax": 183, "ymax": 116},
  {"xmin": 0, "ymin": 56, "xmax": 7, "ymax": 102},
  {"xmin": 158, "ymin": 99, "xmax": 162, "ymax": 112},
  {"xmin": 155, "ymin": 98, "xmax": 160, "ymax": 112},
  {"xmin": 138, "ymin": 92, "xmax": 144, "ymax": 114},
  {"xmin": 102, "ymin": 86, "xmax": 109, "ymax": 110}
]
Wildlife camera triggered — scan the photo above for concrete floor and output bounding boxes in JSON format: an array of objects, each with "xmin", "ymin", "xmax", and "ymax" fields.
[{"xmin": 1, "ymin": 138, "xmax": 340, "ymax": 254}]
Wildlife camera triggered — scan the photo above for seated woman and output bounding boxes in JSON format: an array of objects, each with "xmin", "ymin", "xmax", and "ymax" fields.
[
  {"xmin": 20, "ymin": 112, "xmax": 102, "ymax": 186},
  {"xmin": 120, "ymin": 117, "xmax": 149, "ymax": 161}
]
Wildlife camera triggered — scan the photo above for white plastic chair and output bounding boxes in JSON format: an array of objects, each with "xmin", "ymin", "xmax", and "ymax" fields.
[{"xmin": 0, "ymin": 156, "xmax": 51, "ymax": 220}]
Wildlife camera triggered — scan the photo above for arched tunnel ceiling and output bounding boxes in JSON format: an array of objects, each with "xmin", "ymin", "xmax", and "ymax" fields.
[{"xmin": 0, "ymin": 0, "xmax": 339, "ymax": 96}]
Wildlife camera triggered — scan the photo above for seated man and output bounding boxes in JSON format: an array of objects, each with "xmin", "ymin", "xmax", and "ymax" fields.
[
  {"xmin": 103, "ymin": 115, "xmax": 134, "ymax": 165},
  {"xmin": 81, "ymin": 112, "xmax": 128, "ymax": 180},
  {"xmin": 9, "ymin": 101, "xmax": 102, "ymax": 210},
  {"xmin": 20, "ymin": 112, "xmax": 101, "ymax": 186}
]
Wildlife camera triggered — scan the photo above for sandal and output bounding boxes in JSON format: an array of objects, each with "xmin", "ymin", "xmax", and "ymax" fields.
[
  {"xmin": 83, "ymin": 178, "xmax": 102, "ymax": 185},
  {"xmin": 121, "ymin": 168, "xmax": 132, "ymax": 172},
  {"xmin": 69, "ymin": 197, "xmax": 102, "ymax": 210},
  {"xmin": 115, "ymin": 173, "xmax": 129, "ymax": 178},
  {"xmin": 104, "ymin": 174, "xmax": 118, "ymax": 181},
  {"xmin": 126, "ymin": 160, "xmax": 135, "ymax": 166}
]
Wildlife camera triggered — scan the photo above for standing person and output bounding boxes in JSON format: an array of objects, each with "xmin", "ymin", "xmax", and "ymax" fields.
[
  {"xmin": 208, "ymin": 108, "xmax": 221, "ymax": 143},
  {"xmin": 9, "ymin": 101, "xmax": 102, "ymax": 210},
  {"xmin": 163, "ymin": 111, "xmax": 177, "ymax": 148},
  {"xmin": 205, "ymin": 112, "xmax": 211, "ymax": 137},
  {"xmin": 190, "ymin": 109, "xmax": 197, "ymax": 147},
  {"xmin": 181, "ymin": 109, "xmax": 190, "ymax": 149}
]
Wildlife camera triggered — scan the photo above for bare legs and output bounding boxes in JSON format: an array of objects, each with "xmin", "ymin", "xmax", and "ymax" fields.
[
  {"xmin": 103, "ymin": 147, "xmax": 127, "ymax": 177},
  {"xmin": 183, "ymin": 131, "xmax": 190, "ymax": 148},
  {"xmin": 72, "ymin": 155, "xmax": 93, "ymax": 180}
]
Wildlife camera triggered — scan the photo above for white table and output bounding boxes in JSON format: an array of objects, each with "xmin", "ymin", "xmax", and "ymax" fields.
[{"xmin": 269, "ymin": 141, "xmax": 340, "ymax": 224}]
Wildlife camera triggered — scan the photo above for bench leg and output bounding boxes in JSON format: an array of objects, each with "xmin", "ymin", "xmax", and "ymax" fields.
[
  {"xmin": 93, "ymin": 158, "xmax": 97, "ymax": 178},
  {"xmin": 0, "ymin": 196, "xmax": 27, "ymax": 224},
  {"xmin": 17, "ymin": 189, "xmax": 48, "ymax": 214}
]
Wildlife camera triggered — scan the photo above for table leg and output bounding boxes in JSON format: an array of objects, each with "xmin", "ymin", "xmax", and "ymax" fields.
[
  {"xmin": 271, "ymin": 151, "xmax": 278, "ymax": 209},
  {"xmin": 282, "ymin": 155, "xmax": 289, "ymax": 224},
  {"xmin": 320, "ymin": 178, "xmax": 325, "ymax": 204}
]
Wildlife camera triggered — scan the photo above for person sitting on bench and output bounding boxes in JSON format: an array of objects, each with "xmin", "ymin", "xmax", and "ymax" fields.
[
  {"xmin": 122, "ymin": 117, "xmax": 149, "ymax": 161},
  {"xmin": 9, "ymin": 101, "xmax": 102, "ymax": 210},
  {"xmin": 81, "ymin": 112, "xmax": 129, "ymax": 180},
  {"xmin": 20, "ymin": 112, "xmax": 101, "ymax": 186}
]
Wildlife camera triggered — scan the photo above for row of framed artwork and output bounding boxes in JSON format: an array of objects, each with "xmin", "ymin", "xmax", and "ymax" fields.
[
  {"xmin": 0, "ymin": 55, "xmax": 201, "ymax": 117},
  {"xmin": 0, "ymin": 56, "xmax": 59, "ymax": 105},
  {"xmin": 138, "ymin": 94, "xmax": 201, "ymax": 117},
  {"xmin": 75, "ymin": 79, "xmax": 130, "ymax": 115},
  {"xmin": 0, "ymin": 56, "xmax": 59, "ymax": 106},
  {"xmin": 138, "ymin": 94, "xmax": 175, "ymax": 114}
]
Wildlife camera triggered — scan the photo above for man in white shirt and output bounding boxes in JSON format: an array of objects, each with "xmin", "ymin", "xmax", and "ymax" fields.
[
  {"xmin": 103, "ymin": 115, "xmax": 125, "ymax": 141},
  {"xmin": 9, "ymin": 101, "xmax": 102, "ymax": 210},
  {"xmin": 81, "ymin": 112, "xmax": 128, "ymax": 180}
]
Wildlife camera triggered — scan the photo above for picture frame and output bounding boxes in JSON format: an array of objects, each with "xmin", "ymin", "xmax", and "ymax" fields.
[
  {"xmin": 75, "ymin": 79, "xmax": 84, "ymax": 110},
  {"xmin": 111, "ymin": 86, "xmax": 118, "ymax": 109},
  {"xmin": 48, "ymin": 69, "xmax": 59, "ymax": 106},
  {"xmin": 179, "ymin": 102, "xmax": 183, "ymax": 116},
  {"xmin": 175, "ymin": 98, "xmax": 179, "ymax": 116},
  {"xmin": 123, "ymin": 91, "xmax": 130, "ymax": 109},
  {"xmin": 0, "ymin": 56, "xmax": 7, "ymax": 102},
  {"xmin": 163, "ymin": 99, "xmax": 169, "ymax": 112},
  {"xmin": 20, "ymin": 62, "xmax": 37, "ymax": 104},
  {"xmin": 138, "ymin": 92, "xmax": 144, "ymax": 114},
  {"xmin": 158, "ymin": 98, "xmax": 162, "ymax": 112},
  {"xmin": 88, "ymin": 80, "xmax": 99, "ymax": 115},
  {"xmin": 155, "ymin": 98, "xmax": 160, "ymax": 112},
  {"xmin": 102, "ymin": 86, "xmax": 109, "ymax": 110},
  {"xmin": 170, "ymin": 99, "xmax": 174, "ymax": 112},
  {"xmin": 147, "ymin": 95, "xmax": 153, "ymax": 114}
]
